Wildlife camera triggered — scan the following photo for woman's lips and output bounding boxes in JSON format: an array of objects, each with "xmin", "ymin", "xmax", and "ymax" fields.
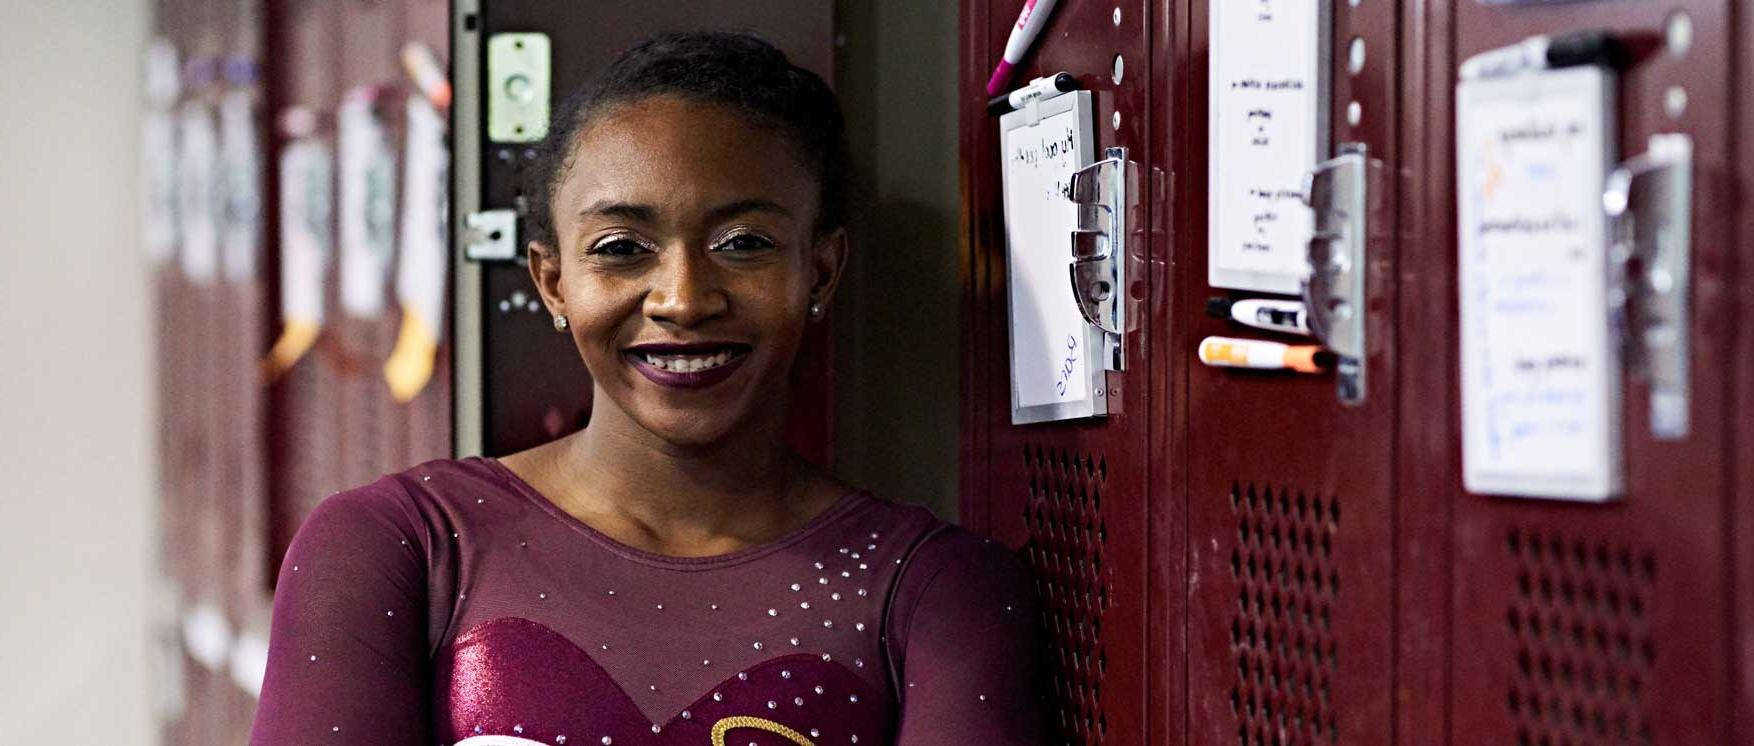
[{"xmin": 625, "ymin": 349, "xmax": 749, "ymax": 390}]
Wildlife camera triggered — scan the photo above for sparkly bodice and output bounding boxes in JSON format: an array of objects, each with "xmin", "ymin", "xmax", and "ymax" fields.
[{"xmin": 251, "ymin": 457, "xmax": 1049, "ymax": 745}]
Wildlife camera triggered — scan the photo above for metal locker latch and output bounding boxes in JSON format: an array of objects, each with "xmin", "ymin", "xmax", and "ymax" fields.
[
  {"xmin": 1604, "ymin": 133, "xmax": 1693, "ymax": 440},
  {"xmin": 1301, "ymin": 142, "xmax": 1379, "ymax": 406},
  {"xmin": 1066, "ymin": 146, "xmax": 1141, "ymax": 371},
  {"xmin": 462, "ymin": 209, "xmax": 518, "ymax": 262}
]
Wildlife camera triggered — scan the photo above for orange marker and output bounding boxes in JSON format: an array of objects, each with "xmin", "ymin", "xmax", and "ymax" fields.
[{"xmin": 1198, "ymin": 336, "xmax": 1333, "ymax": 374}]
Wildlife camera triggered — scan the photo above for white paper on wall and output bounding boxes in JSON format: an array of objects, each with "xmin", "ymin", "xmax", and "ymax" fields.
[
  {"xmin": 999, "ymin": 91, "xmax": 1106, "ymax": 423},
  {"xmin": 1207, "ymin": 0, "xmax": 1329, "ymax": 294},
  {"xmin": 176, "ymin": 102, "xmax": 220, "ymax": 284},
  {"xmin": 396, "ymin": 95, "xmax": 449, "ymax": 342},
  {"xmin": 384, "ymin": 95, "xmax": 451, "ymax": 402},
  {"xmin": 280, "ymin": 137, "xmax": 332, "ymax": 326},
  {"xmin": 261, "ymin": 135, "xmax": 332, "ymax": 380},
  {"xmin": 1457, "ymin": 64, "xmax": 1622, "ymax": 501},
  {"xmin": 219, "ymin": 89, "xmax": 264, "ymax": 284},
  {"xmin": 142, "ymin": 38, "xmax": 180, "ymax": 264},
  {"xmin": 337, "ymin": 88, "xmax": 398, "ymax": 319}
]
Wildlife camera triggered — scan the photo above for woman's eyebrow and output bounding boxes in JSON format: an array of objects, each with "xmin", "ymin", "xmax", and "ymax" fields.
[
  {"xmin": 578, "ymin": 200, "xmax": 658, "ymax": 222},
  {"xmin": 705, "ymin": 198, "xmax": 791, "ymax": 224}
]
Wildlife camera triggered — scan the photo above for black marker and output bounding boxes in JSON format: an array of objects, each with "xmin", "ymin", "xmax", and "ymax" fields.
[
  {"xmin": 1206, "ymin": 296, "xmax": 1312, "ymax": 337},
  {"xmin": 1459, "ymin": 30, "xmax": 1634, "ymax": 80},
  {"xmin": 987, "ymin": 72, "xmax": 1079, "ymax": 115}
]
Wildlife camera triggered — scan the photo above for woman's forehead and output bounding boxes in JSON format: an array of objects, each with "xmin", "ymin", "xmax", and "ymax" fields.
[{"xmin": 557, "ymin": 96, "xmax": 818, "ymax": 221}]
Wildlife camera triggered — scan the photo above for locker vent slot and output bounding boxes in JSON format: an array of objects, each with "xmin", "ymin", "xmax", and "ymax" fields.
[
  {"xmin": 1022, "ymin": 443, "xmax": 1110, "ymax": 745},
  {"xmin": 1504, "ymin": 528, "xmax": 1656, "ymax": 745},
  {"xmin": 1227, "ymin": 482, "xmax": 1340, "ymax": 745}
]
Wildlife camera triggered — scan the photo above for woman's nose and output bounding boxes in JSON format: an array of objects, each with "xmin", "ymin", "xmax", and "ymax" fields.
[{"xmin": 643, "ymin": 248, "xmax": 729, "ymax": 328}]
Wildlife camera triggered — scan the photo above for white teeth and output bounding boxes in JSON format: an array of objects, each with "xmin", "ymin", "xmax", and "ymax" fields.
[{"xmin": 639, "ymin": 350, "xmax": 736, "ymax": 373}]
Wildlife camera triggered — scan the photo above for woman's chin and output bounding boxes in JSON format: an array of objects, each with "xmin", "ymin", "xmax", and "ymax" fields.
[{"xmin": 634, "ymin": 412, "xmax": 746, "ymax": 451}]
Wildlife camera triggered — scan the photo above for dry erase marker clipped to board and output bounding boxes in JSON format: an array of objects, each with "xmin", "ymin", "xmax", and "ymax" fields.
[
  {"xmin": 1206, "ymin": 297, "xmax": 1312, "ymax": 336},
  {"xmin": 1198, "ymin": 336, "xmax": 1333, "ymax": 374},
  {"xmin": 988, "ymin": 72, "xmax": 1078, "ymax": 114}
]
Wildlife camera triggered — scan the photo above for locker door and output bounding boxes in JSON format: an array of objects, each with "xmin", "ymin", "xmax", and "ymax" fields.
[
  {"xmin": 959, "ymin": 1, "xmax": 1163, "ymax": 742},
  {"xmin": 1441, "ymin": 3, "xmax": 1740, "ymax": 745},
  {"xmin": 1181, "ymin": 0, "xmax": 1403, "ymax": 744},
  {"xmin": 451, "ymin": 2, "xmax": 836, "ymax": 463},
  {"xmin": 335, "ymin": 0, "xmax": 404, "ymax": 491},
  {"xmin": 1735, "ymin": 7, "xmax": 1754, "ymax": 743},
  {"xmin": 266, "ymin": 0, "xmax": 345, "ymax": 587}
]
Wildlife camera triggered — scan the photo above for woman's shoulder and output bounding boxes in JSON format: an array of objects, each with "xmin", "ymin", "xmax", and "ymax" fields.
[
  {"xmin": 841, "ymin": 494, "xmax": 1030, "ymax": 592},
  {"xmin": 292, "ymin": 456, "xmax": 513, "ymax": 545}
]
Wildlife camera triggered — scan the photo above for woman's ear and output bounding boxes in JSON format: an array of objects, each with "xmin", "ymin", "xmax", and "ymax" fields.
[
  {"xmin": 808, "ymin": 228, "xmax": 850, "ymax": 311},
  {"xmin": 528, "ymin": 240, "xmax": 565, "ymax": 318}
]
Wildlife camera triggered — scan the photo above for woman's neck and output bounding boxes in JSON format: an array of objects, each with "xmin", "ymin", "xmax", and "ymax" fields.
[{"xmin": 512, "ymin": 398, "xmax": 836, "ymax": 557}]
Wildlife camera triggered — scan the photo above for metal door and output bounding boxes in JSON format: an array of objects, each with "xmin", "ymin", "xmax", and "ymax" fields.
[
  {"xmin": 1439, "ymin": 3, "xmax": 1742, "ymax": 744},
  {"xmin": 1181, "ymin": 1, "xmax": 1403, "ymax": 743},
  {"xmin": 959, "ymin": 1, "xmax": 1164, "ymax": 742}
]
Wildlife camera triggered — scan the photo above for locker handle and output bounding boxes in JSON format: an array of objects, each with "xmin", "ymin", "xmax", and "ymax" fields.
[
  {"xmin": 1604, "ymin": 133, "xmax": 1693, "ymax": 439},
  {"xmin": 1066, "ymin": 146, "xmax": 1141, "ymax": 371},
  {"xmin": 1300, "ymin": 142, "xmax": 1379, "ymax": 406}
]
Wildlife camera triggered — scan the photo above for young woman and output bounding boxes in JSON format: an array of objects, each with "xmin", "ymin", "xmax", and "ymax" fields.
[{"xmin": 251, "ymin": 32, "xmax": 1047, "ymax": 745}]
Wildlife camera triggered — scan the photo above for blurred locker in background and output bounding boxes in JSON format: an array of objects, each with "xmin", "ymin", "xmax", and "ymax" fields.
[{"xmin": 147, "ymin": 0, "xmax": 452, "ymax": 740}]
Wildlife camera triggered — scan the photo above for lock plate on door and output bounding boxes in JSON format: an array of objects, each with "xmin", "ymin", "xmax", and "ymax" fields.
[{"xmin": 486, "ymin": 33, "xmax": 551, "ymax": 143}]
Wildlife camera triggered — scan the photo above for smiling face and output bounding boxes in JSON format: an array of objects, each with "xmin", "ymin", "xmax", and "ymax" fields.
[{"xmin": 529, "ymin": 95, "xmax": 847, "ymax": 449}]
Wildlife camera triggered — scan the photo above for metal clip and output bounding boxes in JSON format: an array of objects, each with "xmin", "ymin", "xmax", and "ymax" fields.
[
  {"xmin": 1604, "ymin": 134, "xmax": 1692, "ymax": 439},
  {"xmin": 1301, "ymin": 143, "xmax": 1377, "ymax": 405},
  {"xmin": 461, "ymin": 209, "xmax": 518, "ymax": 262},
  {"xmin": 1066, "ymin": 146, "xmax": 1140, "ymax": 371}
]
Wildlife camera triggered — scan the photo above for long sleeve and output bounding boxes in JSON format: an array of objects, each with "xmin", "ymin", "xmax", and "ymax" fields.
[
  {"xmin": 251, "ymin": 478, "xmax": 433, "ymax": 745},
  {"xmin": 889, "ymin": 529, "xmax": 1050, "ymax": 745}
]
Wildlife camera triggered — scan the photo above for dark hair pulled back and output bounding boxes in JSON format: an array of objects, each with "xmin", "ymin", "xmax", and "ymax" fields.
[{"xmin": 527, "ymin": 31, "xmax": 850, "ymax": 256}]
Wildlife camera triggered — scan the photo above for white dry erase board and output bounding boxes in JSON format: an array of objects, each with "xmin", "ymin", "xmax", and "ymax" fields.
[
  {"xmin": 1457, "ymin": 65, "xmax": 1622, "ymax": 501},
  {"xmin": 1208, "ymin": 0, "xmax": 1331, "ymax": 295},
  {"xmin": 1000, "ymin": 90, "xmax": 1107, "ymax": 424}
]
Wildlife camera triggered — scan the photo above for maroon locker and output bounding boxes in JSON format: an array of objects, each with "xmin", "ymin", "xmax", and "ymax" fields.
[
  {"xmin": 1181, "ymin": 0, "xmax": 1402, "ymax": 744},
  {"xmin": 402, "ymin": 0, "xmax": 454, "ymax": 468},
  {"xmin": 1735, "ymin": 7, "xmax": 1754, "ymax": 743},
  {"xmin": 333, "ymin": 0, "xmax": 400, "ymax": 492},
  {"xmin": 265, "ymin": 0, "xmax": 345, "ymax": 588},
  {"xmin": 1441, "ymin": 3, "xmax": 1741, "ymax": 745},
  {"xmin": 959, "ymin": 1, "xmax": 1163, "ymax": 742}
]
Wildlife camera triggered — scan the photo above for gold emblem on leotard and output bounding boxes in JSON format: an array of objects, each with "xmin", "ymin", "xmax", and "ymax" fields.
[{"xmin": 709, "ymin": 715, "xmax": 816, "ymax": 745}]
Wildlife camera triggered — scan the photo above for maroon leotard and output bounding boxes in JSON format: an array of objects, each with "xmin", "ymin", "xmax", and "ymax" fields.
[{"xmin": 250, "ymin": 456, "xmax": 1048, "ymax": 745}]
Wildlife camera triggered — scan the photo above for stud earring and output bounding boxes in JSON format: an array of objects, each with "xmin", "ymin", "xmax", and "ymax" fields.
[
  {"xmin": 552, "ymin": 314, "xmax": 569, "ymax": 331},
  {"xmin": 809, "ymin": 302, "xmax": 824, "ymax": 319}
]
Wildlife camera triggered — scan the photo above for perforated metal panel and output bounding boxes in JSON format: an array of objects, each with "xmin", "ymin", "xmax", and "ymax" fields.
[
  {"xmin": 1023, "ymin": 443, "xmax": 1112, "ymax": 744},
  {"xmin": 1503, "ymin": 528, "xmax": 1657, "ymax": 745},
  {"xmin": 1228, "ymin": 483, "xmax": 1340, "ymax": 746}
]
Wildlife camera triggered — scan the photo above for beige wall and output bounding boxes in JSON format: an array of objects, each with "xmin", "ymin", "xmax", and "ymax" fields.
[{"xmin": 0, "ymin": 1, "xmax": 158, "ymax": 743}]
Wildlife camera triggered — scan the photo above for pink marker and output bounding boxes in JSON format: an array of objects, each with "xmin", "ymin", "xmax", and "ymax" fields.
[{"xmin": 985, "ymin": 0, "xmax": 1062, "ymax": 97}]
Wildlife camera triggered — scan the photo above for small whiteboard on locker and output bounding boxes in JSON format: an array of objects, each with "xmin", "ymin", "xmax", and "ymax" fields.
[
  {"xmin": 1208, "ymin": 0, "xmax": 1331, "ymax": 294},
  {"xmin": 1000, "ymin": 90, "xmax": 1106, "ymax": 424},
  {"xmin": 1457, "ymin": 65, "xmax": 1622, "ymax": 501}
]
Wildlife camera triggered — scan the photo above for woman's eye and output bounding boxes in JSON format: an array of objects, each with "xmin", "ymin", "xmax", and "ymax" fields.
[
  {"xmin": 589, "ymin": 238, "xmax": 648, "ymax": 257},
  {"xmin": 715, "ymin": 233, "xmax": 776, "ymax": 253}
]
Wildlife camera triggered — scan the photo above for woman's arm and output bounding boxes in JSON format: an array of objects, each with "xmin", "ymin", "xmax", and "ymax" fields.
[
  {"xmin": 889, "ymin": 530, "xmax": 1051, "ymax": 744},
  {"xmin": 250, "ymin": 479, "xmax": 433, "ymax": 745}
]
